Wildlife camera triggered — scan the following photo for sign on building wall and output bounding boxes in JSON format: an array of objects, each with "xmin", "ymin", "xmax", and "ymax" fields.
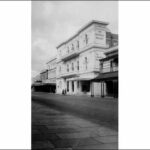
[{"xmin": 95, "ymin": 29, "xmax": 106, "ymax": 46}]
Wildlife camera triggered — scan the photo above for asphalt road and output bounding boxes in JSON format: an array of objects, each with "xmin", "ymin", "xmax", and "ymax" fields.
[{"xmin": 32, "ymin": 100, "xmax": 118, "ymax": 149}]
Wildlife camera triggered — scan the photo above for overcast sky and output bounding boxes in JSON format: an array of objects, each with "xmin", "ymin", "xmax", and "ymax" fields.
[{"xmin": 32, "ymin": 1, "xmax": 118, "ymax": 78}]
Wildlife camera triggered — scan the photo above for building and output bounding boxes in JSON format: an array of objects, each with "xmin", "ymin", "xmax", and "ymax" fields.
[
  {"xmin": 31, "ymin": 74, "xmax": 42, "ymax": 92},
  {"xmin": 40, "ymin": 69, "xmax": 48, "ymax": 82},
  {"xmin": 56, "ymin": 20, "xmax": 118, "ymax": 96},
  {"xmin": 92, "ymin": 46, "xmax": 118, "ymax": 98},
  {"xmin": 45, "ymin": 57, "xmax": 57, "ymax": 93}
]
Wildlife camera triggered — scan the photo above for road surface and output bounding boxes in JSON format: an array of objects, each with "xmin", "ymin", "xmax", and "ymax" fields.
[{"xmin": 32, "ymin": 92, "xmax": 118, "ymax": 149}]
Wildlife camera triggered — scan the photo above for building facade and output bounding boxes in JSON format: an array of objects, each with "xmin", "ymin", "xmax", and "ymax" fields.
[
  {"xmin": 45, "ymin": 57, "xmax": 57, "ymax": 93},
  {"xmin": 32, "ymin": 57, "xmax": 57, "ymax": 93},
  {"xmin": 56, "ymin": 20, "xmax": 118, "ymax": 96},
  {"xmin": 40, "ymin": 69, "xmax": 48, "ymax": 83},
  {"xmin": 93, "ymin": 46, "xmax": 118, "ymax": 98}
]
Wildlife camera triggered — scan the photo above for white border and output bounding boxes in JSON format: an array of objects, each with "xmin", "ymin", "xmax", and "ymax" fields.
[
  {"xmin": 119, "ymin": 1, "xmax": 150, "ymax": 149},
  {"xmin": 0, "ymin": 1, "xmax": 150, "ymax": 149},
  {"xmin": 0, "ymin": 1, "xmax": 31, "ymax": 149}
]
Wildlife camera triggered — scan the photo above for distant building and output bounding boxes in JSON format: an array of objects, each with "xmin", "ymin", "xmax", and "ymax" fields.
[
  {"xmin": 45, "ymin": 57, "xmax": 57, "ymax": 93},
  {"xmin": 56, "ymin": 20, "xmax": 118, "ymax": 96},
  {"xmin": 92, "ymin": 46, "xmax": 118, "ymax": 98},
  {"xmin": 40, "ymin": 69, "xmax": 48, "ymax": 82},
  {"xmin": 32, "ymin": 74, "xmax": 42, "ymax": 83}
]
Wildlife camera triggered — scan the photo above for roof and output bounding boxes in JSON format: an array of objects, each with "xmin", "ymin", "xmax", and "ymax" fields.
[
  {"xmin": 99, "ymin": 46, "xmax": 118, "ymax": 61},
  {"xmin": 57, "ymin": 20, "xmax": 109, "ymax": 49},
  {"xmin": 40, "ymin": 69, "xmax": 48, "ymax": 74},
  {"xmin": 92, "ymin": 71, "xmax": 118, "ymax": 82}
]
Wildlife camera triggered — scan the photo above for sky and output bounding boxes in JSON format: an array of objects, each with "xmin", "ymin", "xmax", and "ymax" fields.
[{"xmin": 32, "ymin": 1, "xmax": 118, "ymax": 78}]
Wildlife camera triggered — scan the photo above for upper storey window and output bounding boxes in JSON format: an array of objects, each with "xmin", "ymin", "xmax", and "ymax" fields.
[
  {"xmin": 67, "ymin": 47, "xmax": 69, "ymax": 54},
  {"xmin": 85, "ymin": 57, "xmax": 88, "ymax": 70},
  {"xmin": 77, "ymin": 41, "xmax": 79, "ymax": 49},
  {"xmin": 100, "ymin": 61, "xmax": 103, "ymax": 72},
  {"xmin": 67, "ymin": 64, "xmax": 69, "ymax": 72},
  {"xmin": 71, "ymin": 44, "xmax": 74, "ymax": 51},
  {"xmin": 77, "ymin": 61, "xmax": 79, "ymax": 71},
  {"xmin": 72, "ymin": 63, "xmax": 74, "ymax": 71},
  {"xmin": 85, "ymin": 34, "xmax": 88, "ymax": 45}
]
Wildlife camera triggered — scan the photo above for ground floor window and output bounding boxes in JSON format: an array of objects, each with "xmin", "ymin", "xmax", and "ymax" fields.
[
  {"xmin": 81, "ymin": 81, "xmax": 90, "ymax": 92},
  {"xmin": 67, "ymin": 81, "xmax": 69, "ymax": 92},
  {"xmin": 72, "ymin": 81, "xmax": 74, "ymax": 92}
]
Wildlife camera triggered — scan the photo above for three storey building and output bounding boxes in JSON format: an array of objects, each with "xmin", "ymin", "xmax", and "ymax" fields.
[{"xmin": 56, "ymin": 20, "xmax": 118, "ymax": 96}]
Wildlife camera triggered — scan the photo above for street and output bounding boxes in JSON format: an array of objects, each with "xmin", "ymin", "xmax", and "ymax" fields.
[{"xmin": 32, "ymin": 92, "xmax": 118, "ymax": 149}]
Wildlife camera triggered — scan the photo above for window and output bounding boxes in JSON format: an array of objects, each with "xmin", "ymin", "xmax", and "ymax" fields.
[
  {"xmin": 77, "ymin": 40, "xmax": 79, "ymax": 49},
  {"xmin": 71, "ymin": 44, "xmax": 74, "ymax": 51},
  {"xmin": 72, "ymin": 63, "xmax": 74, "ymax": 71},
  {"xmin": 67, "ymin": 81, "xmax": 69, "ymax": 92},
  {"xmin": 67, "ymin": 64, "xmax": 69, "ymax": 72},
  {"xmin": 85, "ymin": 34, "xmax": 88, "ymax": 44},
  {"xmin": 60, "ymin": 50, "xmax": 61, "ymax": 56},
  {"xmin": 100, "ymin": 61, "xmax": 103, "ymax": 72},
  {"xmin": 67, "ymin": 47, "xmax": 69, "ymax": 53},
  {"xmin": 85, "ymin": 57, "xmax": 88, "ymax": 70},
  {"xmin": 72, "ymin": 81, "xmax": 74, "ymax": 92},
  {"xmin": 77, "ymin": 61, "xmax": 79, "ymax": 70}
]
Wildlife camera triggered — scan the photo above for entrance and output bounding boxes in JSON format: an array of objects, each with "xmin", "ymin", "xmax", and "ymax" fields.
[{"xmin": 106, "ymin": 80, "xmax": 118, "ymax": 98}]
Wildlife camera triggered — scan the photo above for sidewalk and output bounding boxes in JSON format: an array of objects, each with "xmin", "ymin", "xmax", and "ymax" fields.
[
  {"xmin": 32, "ymin": 92, "xmax": 118, "ymax": 130},
  {"xmin": 32, "ymin": 101, "xmax": 118, "ymax": 149}
]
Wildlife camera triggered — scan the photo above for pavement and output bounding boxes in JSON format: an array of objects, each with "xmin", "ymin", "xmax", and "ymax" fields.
[{"xmin": 32, "ymin": 101, "xmax": 118, "ymax": 150}]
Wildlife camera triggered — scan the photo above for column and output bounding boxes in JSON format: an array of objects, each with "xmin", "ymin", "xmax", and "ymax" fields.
[
  {"xmin": 74, "ymin": 81, "xmax": 77, "ymax": 94},
  {"xmin": 78, "ymin": 81, "xmax": 81, "ymax": 94}
]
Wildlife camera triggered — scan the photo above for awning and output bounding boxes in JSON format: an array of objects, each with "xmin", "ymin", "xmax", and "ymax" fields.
[
  {"xmin": 92, "ymin": 71, "xmax": 118, "ymax": 82},
  {"xmin": 32, "ymin": 82, "xmax": 56, "ymax": 87}
]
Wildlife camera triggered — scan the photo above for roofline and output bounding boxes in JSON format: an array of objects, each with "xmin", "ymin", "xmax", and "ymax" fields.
[
  {"xmin": 46, "ymin": 56, "xmax": 57, "ymax": 64},
  {"xmin": 56, "ymin": 20, "xmax": 109, "ymax": 49},
  {"xmin": 40, "ymin": 69, "xmax": 48, "ymax": 74}
]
